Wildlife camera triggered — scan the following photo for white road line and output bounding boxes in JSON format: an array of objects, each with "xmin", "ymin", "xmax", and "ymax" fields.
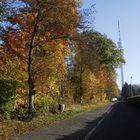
[{"xmin": 84, "ymin": 103, "xmax": 117, "ymax": 140}]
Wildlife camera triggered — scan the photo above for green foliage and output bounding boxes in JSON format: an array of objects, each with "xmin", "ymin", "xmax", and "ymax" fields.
[
  {"xmin": 80, "ymin": 30, "xmax": 125, "ymax": 69},
  {"xmin": 11, "ymin": 106, "xmax": 28, "ymax": 120},
  {"xmin": 70, "ymin": 30, "xmax": 124, "ymax": 104},
  {"xmin": 36, "ymin": 96, "xmax": 52, "ymax": 114},
  {"xmin": 0, "ymin": 78, "xmax": 20, "ymax": 119}
]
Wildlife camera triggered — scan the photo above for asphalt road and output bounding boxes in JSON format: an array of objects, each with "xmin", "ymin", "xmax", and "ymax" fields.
[
  {"xmin": 11, "ymin": 102, "xmax": 140, "ymax": 140},
  {"xmin": 11, "ymin": 104, "xmax": 113, "ymax": 140},
  {"xmin": 88, "ymin": 102, "xmax": 140, "ymax": 140}
]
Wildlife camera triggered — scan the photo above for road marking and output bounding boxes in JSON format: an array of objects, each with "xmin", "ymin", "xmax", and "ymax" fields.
[
  {"xmin": 10, "ymin": 137, "xmax": 28, "ymax": 140},
  {"xmin": 84, "ymin": 103, "xmax": 117, "ymax": 140}
]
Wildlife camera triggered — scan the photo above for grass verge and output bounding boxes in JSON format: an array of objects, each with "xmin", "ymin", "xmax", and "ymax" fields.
[
  {"xmin": 0, "ymin": 101, "xmax": 110, "ymax": 140},
  {"xmin": 126, "ymin": 95, "xmax": 140, "ymax": 104}
]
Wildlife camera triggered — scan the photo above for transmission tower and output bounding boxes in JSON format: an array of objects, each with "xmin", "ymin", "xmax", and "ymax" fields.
[{"xmin": 118, "ymin": 21, "xmax": 124, "ymax": 89}]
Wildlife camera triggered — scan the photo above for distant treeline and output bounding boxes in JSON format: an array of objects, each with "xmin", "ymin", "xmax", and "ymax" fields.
[{"xmin": 122, "ymin": 82, "xmax": 140, "ymax": 98}]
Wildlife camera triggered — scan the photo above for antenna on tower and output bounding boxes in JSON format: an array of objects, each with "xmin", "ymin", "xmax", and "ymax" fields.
[
  {"xmin": 118, "ymin": 20, "xmax": 121, "ymax": 43},
  {"xmin": 118, "ymin": 20, "xmax": 123, "ymax": 49}
]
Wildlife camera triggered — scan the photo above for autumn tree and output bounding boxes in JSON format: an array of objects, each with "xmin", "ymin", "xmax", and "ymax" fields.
[
  {"xmin": 0, "ymin": 0, "xmax": 125, "ymax": 119},
  {"xmin": 72, "ymin": 30, "xmax": 125, "ymax": 103},
  {"xmin": 0, "ymin": 0, "xmax": 81, "ymax": 117}
]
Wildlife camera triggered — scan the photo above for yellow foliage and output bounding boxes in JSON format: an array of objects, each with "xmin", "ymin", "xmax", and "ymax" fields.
[{"xmin": 82, "ymin": 69, "xmax": 99, "ymax": 103}]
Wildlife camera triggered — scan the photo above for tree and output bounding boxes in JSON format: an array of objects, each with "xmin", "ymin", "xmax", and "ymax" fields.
[
  {"xmin": 0, "ymin": 0, "xmax": 81, "ymax": 117},
  {"xmin": 121, "ymin": 82, "xmax": 130, "ymax": 98},
  {"xmin": 72, "ymin": 30, "xmax": 125, "ymax": 103},
  {"xmin": 0, "ymin": 0, "xmax": 5, "ymax": 17}
]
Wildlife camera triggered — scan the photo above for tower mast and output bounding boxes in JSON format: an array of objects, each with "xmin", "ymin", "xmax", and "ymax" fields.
[{"xmin": 118, "ymin": 21, "xmax": 124, "ymax": 89}]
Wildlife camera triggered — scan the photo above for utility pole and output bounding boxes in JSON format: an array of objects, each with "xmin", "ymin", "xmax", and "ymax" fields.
[
  {"xmin": 130, "ymin": 76, "xmax": 133, "ymax": 96},
  {"xmin": 118, "ymin": 21, "xmax": 124, "ymax": 89},
  {"xmin": 130, "ymin": 76, "xmax": 132, "ymax": 85}
]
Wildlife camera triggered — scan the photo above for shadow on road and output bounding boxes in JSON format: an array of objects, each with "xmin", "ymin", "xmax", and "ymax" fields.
[
  {"xmin": 56, "ymin": 103, "xmax": 116, "ymax": 140},
  {"xmin": 56, "ymin": 102, "xmax": 140, "ymax": 140},
  {"xmin": 88, "ymin": 102, "xmax": 140, "ymax": 140},
  {"xmin": 56, "ymin": 116, "xmax": 103, "ymax": 140}
]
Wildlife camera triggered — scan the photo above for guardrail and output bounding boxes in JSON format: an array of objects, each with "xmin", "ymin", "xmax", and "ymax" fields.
[{"xmin": 126, "ymin": 95, "xmax": 140, "ymax": 104}]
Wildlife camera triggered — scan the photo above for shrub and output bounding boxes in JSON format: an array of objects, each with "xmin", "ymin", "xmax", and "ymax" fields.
[{"xmin": 0, "ymin": 78, "xmax": 19, "ymax": 119}]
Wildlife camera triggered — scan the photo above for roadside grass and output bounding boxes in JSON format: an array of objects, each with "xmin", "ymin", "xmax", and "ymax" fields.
[{"xmin": 0, "ymin": 101, "xmax": 110, "ymax": 140}]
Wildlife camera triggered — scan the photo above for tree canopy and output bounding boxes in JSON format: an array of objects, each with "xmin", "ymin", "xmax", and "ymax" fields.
[{"xmin": 0, "ymin": 0, "xmax": 125, "ymax": 119}]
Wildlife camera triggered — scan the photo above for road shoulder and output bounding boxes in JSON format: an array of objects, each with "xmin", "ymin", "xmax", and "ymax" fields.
[{"xmin": 11, "ymin": 103, "xmax": 115, "ymax": 140}]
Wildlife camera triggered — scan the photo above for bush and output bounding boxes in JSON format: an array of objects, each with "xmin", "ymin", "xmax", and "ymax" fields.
[
  {"xmin": 35, "ymin": 95, "xmax": 59, "ymax": 115},
  {"xmin": 11, "ymin": 105, "xmax": 28, "ymax": 120},
  {"xmin": 0, "ymin": 78, "xmax": 19, "ymax": 119}
]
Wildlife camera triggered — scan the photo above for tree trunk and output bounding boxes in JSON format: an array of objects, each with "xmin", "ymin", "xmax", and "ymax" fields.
[
  {"xmin": 27, "ymin": 1, "xmax": 41, "ymax": 117},
  {"xmin": 28, "ymin": 46, "xmax": 35, "ymax": 117},
  {"xmin": 79, "ymin": 63, "xmax": 83, "ymax": 104}
]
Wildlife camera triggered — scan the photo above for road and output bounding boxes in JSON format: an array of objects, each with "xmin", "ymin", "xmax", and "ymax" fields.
[
  {"xmin": 88, "ymin": 102, "xmax": 140, "ymax": 140},
  {"xmin": 11, "ymin": 102, "xmax": 140, "ymax": 140},
  {"xmin": 11, "ymin": 104, "xmax": 113, "ymax": 140}
]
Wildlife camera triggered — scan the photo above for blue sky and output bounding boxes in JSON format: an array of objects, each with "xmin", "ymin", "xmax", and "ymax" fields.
[{"xmin": 82, "ymin": 0, "xmax": 140, "ymax": 88}]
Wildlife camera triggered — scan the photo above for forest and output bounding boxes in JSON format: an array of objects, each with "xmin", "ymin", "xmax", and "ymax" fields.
[
  {"xmin": 122, "ymin": 82, "xmax": 140, "ymax": 98},
  {"xmin": 0, "ymin": 0, "xmax": 125, "ymax": 120}
]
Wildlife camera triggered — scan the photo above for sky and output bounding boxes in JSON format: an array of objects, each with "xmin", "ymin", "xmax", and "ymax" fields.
[{"xmin": 82, "ymin": 0, "xmax": 140, "ymax": 88}]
